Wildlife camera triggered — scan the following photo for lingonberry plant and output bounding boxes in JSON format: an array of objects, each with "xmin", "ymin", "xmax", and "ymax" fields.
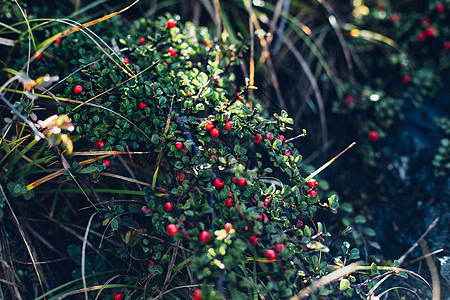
[
  {"xmin": 50, "ymin": 14, "xmax": 394, "ymax": 299},
  {"xmin": 1, "ymin": 2, "xmax": 417, "ymax": 298}
]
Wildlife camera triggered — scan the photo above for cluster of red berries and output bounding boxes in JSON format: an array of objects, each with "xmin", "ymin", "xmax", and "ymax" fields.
[
  {"xmin": 205, "ymin": 121, "xmax": 220, "ymax": 137},
  {"xmin": 204, "ymin": 120, "xmax": 232, "ymax": 137},
  {"xmin": 306, "ymin": 178, "xmax": 318, "ymax": 198},
  {"xmin": 417, "ymin": 17, "xmax": 437, "ymax": 41}
]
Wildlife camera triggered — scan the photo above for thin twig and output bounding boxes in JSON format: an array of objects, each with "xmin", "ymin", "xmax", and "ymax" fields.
[
  {"xmin": 0, "ymin": 184, "xmax": 46, "ymax": 299},
  {"xmin": 397, "ymin": 217, "xmax": 439, "ymax": 265},
  {"xmin": 82, "ymin": 212, "xmax": 98, "ymax": 300},
  {"xmin": 419, "ymin": 239, "xmax": 440, "ymax": 300}
]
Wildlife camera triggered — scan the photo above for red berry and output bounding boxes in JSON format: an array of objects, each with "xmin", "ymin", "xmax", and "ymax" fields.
[
  {"xmin": 253, "ymin": 134, "xmax": 263, "ymax": 143},
  {"xmin": 265, "ymin": 249, "xmax": 276, "ymax": 261},
  {"xmin": 224, "ymin": 222, "xmax": 233, "ymax": 233},
  {"xmin": 266, "ymin": 132, "xmax": 274, "ymax": 140},
  {"xmin": 275, "ymin": 243, "xmax": 286, "ymax": 253},
  {"xmin": 103, "ymin": 158, "xmax": 110, "ymax": 167},
  {"xmin": 178, "ymin": 173, "xmax": 185, "ymax": 182},
  {"xmin": 263, "ymin": 199, "xmax": 271, "ymax": 208},
  {"xmin": 74, "ymin": 85, "xmax": 83, "ymax": 94},
  {"xmin": 344, "ymin": 95, "xmax": 354, "ymax": 105},
  {"xmin": 210, "ymin": 128, "xmax": 220, "ymax": 137},
  {"xmin": 167, "ymin": 47, "xmax": 177, "ymax": 57},
  {"xmin": 232, "ymin": 177, "xmax": 238, "ymax": 183},
  {"xmin": 96, "ymin": 141, "xmax": 105, "ymax": 149},
  {"xmin": 35, "ymin": 53, "xmax": 42, "ymax": 60},
  {"xmin": 213, "ymin": 178, "xmax": 224, "ymax": 189},
  {"xmin": 114, "ymin": 293, "xmax": 124, "ymax": 300},
  {"xmin": 237, "ymin": 178, "xmax": 246, "ymax": 187},
  {"xmin": 228, "ymin": 192, "xmax": 234, "ymax": 197},
  {"xmin": 278, "ymin": 135, "xmax": 285, "ymax": 143},
  {"xmin": 308, "ymin": 190, "xmax": 317, "ymax": 198},
  {"xmin": 139, "ymin": 101, "xmax": 147, "ymax": 110},
  {"xmin": 55, "ymin": 38, "xmax": 62, "ymax": 44},
  {"xmin": 192, "ymin": 289, "xmax": 202, "ymax": 300},
  {"xmin": 224, "ymin": 198, "xmax": 235, "ymax": 207},
  {"xmin": 436, "ymin": 3, "xmax": 445, "ymax": 13},
  {"xmin": 123, "ymin": 57, "xmax": 130, "ymax": 65},
  {"xmin": 164, "ymin": 202, "xmax": 174, "ymax": 212},
  {"xmin": 368, "ymin": 130, "xmax": 379, "ymax": 142},
  {"xmin": 402, "ymin": 75, "xmax": 411, "ymax": 84},
  {"xmin": 166, "ymin": 224, "xmax": 178, "ymax": 236},
  {"xmin": 249, "ymin": 235, "xmax": 260, "ymax": 245},
  {"xmin": 175, "ymin": 141, "xmax": 184, "ymax": 150},
  {"xmin": 167, "ymin": 19, "xmax": 177, "ymax": 28},
  {"xmin": 199, "ymin": 231, "xmax": 211, "ymax": 243},
  {"xmin": 209, "ymin": 154, "xmax": 218, "ymax": 161},
  {"xmin": 425, "ymin": 28, "xmax": 436, "ymax": 37},
  {"xmin": 418, "ymin": 32, "xmax": 427, "ymax": 41},
  {"xmin": 444, "ymin": 41, "xmax": 450, "ymax": 50},
  {"xmin": 113, "ymin": 150, "xmax": 120, "ymax": 157},
  {"xmin": 307, "ymin": 179, "xmax": 318, "ymax": 188},
  {"xmin": 186, "ymin": 92, "xmax": 192, "ymax": 97},
  {"xmin": 139, "ymin": 37, "xmax": 146, "ymax": 45},
  {"xmin": 141, "ymin": 206, "xmax": 151, "ymax": 213},
  {"xmin": 205, "ymin": 122, "xmax": 215, "ymax": 130},
  {"xmin": 225, "ymin": 121, "xmax": 232, "ymax": 131},
  {"xmin": 390, "ymin": 14, "xmax": 399, "ymax": 24},
  {"xmin": 422, "ymin": 18, "xmax": 431, "ymax": 27}
]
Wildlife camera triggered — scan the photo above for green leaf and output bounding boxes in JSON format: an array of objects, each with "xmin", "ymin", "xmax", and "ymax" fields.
[
  {"xmin": 370, "ymin": 262, "xmax": 378, "ymax": 276},
  {"xmin": 198, "ymin": 72, "xmax": 208, "ymax": 85},
  {"xmin": 349, "ymin": 248, "xmax": 360, "ymax": 260},
  {"xmin": 110, "ymin": 218, "xmax": 119, "ymax": 231},
  {"xmin": 339, "ymin": 279, "xmax": 350, "ymax": 291},
  {"xmin": 79, "ymin": 166, "xmax": 98, "ymax": 174},
  {"xmin": 363, "ymin": 228, "xmax": 376, "ymax": 237},
  {"xmin": 151, "ymin": 134, "xmax": 160, "ymax": 145}
]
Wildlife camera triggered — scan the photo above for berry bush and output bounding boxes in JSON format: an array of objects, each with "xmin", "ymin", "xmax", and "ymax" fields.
[{"xmin": 0, "ymin": 1, "xmax": 439, "ymax": 299}]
